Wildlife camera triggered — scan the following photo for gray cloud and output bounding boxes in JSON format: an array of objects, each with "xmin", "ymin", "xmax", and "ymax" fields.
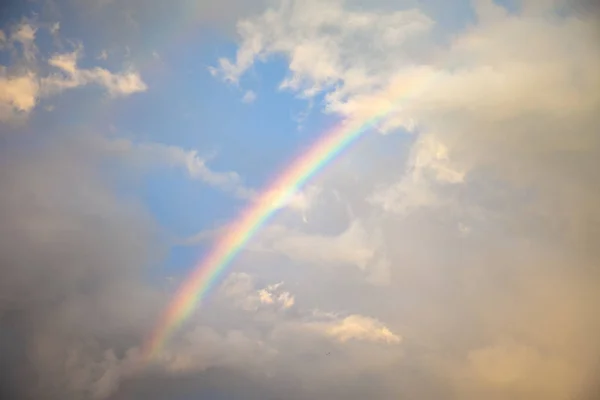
[
  {"xmin": 2, "ymin": 1, "xmax": 600, "ymax": 399},
  {"xmin": 0, "ymin": 132, "xmax": 165, "ymax": 399},
  {"xmin": 30, "ymin": 0, "xmax": 269, "ymax": 62}
]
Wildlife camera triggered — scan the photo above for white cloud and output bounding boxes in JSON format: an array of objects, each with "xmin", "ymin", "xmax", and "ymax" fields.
[
  {"xmin": 11, "ymin": 21, "xmax": 38, "ymax": 63},
  {"xmin": 0, "ymin": 68, "xmax": 39, "ymax": 119},
  {"xmin": 258, "ymin": 283, "xmax": 295, "ymax": 309},
  {"xmin": 98, "ymin": 137, "xmax": 330, "ymax": 224},
  {"xmin": 215, "ymin": 0, "xmax": 599, "ymax": 183},
  {"xmin": 220, "ymin": 273, "xmax": 295, "ymax": 312},
  {"xmin": 242, "ymin": 89, "xmax": 257, "ymax": 103},
  {"xmin": 263, "ymin": 184, "xmax": 322, "ymax": 217},
  {"xmin": 309, "ymin": 314, "xmax": 401, "ymax": 344},
  {"xmin": 212, "ymin": 0, "xmax": 599, "ymax": 224},
  {"xmin": 0, "ymin": 23, "xmax": 147, "ymax": 123},
  {"xmin": 43, "ymin": 50, "xmax": 147, "ymax": 97},
  {"xmin": 205, "ymin": 1, "xmax": 600, "ymax": 398},
  {"xmin": 213, "ymin": 0, "xmax": 433, "ymax": 96},
  {"xmin": 93, "ymin": 136, "xmax": 256, "ymax": 200},
  {"xmin": 250, "ymin": 218, "xmax": 390, "ymax": 284},
  {"xmin": 217, "ymin": 273, "xmax": 399, "ymax": 346},
  {"xmin": 0, "ymin": 22, "xmax": 40, "ymax": 121},
  {"xmin": 368, "ymin": 134, "xmax": 464, "ymax": 214},
  {"xmin": 130, "ymin": 140, "xmax": 255, "ymax": 199},
  {"xmin": 181, "ymin": 149, "xmax": 251, "ymax": 197}
]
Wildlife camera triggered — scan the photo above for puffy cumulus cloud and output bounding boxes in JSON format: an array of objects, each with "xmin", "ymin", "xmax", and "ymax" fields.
[
  {"xmin": 215, "ymin": 0, "xmax": 599, "ymax": 176},
  {"xmin": 216, "ymin": 273, "xmax": 399, "ymax": 346},
  {"xmin": 0, "ymin": 20, "xmax": 146, "ymax": 123},
  {"xmin": 0, "ymin": 68, "xmax": 39, "ymax": 119},
  {"xmin": 220, "ymin": 272, "xmax": 295, "ymax": 312},
  {"xmin": 211, "ymin": 0, "xmax": 433, "ymax": 90},
  {"xmin": 210, "ymin": 0, "xmax": 600, "ymax": 399},
  {"xmin": 305, "ymin": 314, "xmax": 401, "ymax": 345},
  {"xmin": 0, "ymin": 21, "xmax": 41, "ymax": 121}
]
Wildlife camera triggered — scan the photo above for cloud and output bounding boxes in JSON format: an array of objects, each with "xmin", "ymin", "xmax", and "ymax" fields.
[
  {"xmin": 368, "ymin": 133, "xmax": 464, "ymax": 214},
  {"xmin": 99, "ymin": 138, "xmax": 255, "ymax": 199},
  {"xmin": 0, "ymin": 21, "xmax": 41, "ymax": 121},
  {"xmin": 0, "ymin": 21, "xmax": 147, "ymax": 123},
  {"xmin": 212, "ymin": 0, "xmax": 433, "ymax": 91},
  {"xmin": 249, "ymin": 218, "xmax": 391, "ymax": 285},
  {"xmin": 10, "ymin": 21, "xmax": 38, "ymax": 62},
  {"xmin": 306, "ymin": 314, "xmax": 401, "ymax": 345},
  {"xmin": 96, "ymin": 271, "xmax": 401, "ymax": 399},
  {"xmin": 0, "ymin": 68, "xmax": 39, "ymax": 119},
  {"xmin": 49, "ymin": 22, "xmax": 60, "ymax": 35},
  {"xmin": 220, "ymin": 273, "xmax": 295, "ymax": 312},
  {"xmin": 218, "ymin": 273, "xmax": 399, "ymax": 345},
  {"xmin": 242, "ymin": 89, "xmax": 257, "ymax": 103},
  {"xmin": 0, "ymin": 132, "xmax": 164, "ymax": 400},
  {"xmin": 2, "ymin": 1, "xmax": 600, "ymax": 399},
  {"xmin": 43, "ymin": 49, "xmax": 147, "ymax": 97},
  {"xmin": 154, "ymin": 326, "xmax": 276, "ymax": 375},
  {"xmin": 205, "ymin": 1, "xmax": 600, "ymax": 398},
  {"xmin": 101, "ymin": 137, "xmax": 329, "ymax": 222}
]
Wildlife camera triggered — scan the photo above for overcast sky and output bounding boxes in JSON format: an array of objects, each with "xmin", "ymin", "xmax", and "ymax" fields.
[{"xmin": 1, "ymin": 0, "xmax": 599, "ymax": 399}]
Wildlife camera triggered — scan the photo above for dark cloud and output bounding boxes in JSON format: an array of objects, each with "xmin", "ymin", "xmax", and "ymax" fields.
[
  {"xmin": 108, "ymin": 365, "xmax": 400, "ymax": 400},
  {"xmin": 0, "ymin": 131, "xmax": 165, "ymax": 399},
  {"xmin": 107, "ymin": 368, "xmax": 288, "ymax": 400}
]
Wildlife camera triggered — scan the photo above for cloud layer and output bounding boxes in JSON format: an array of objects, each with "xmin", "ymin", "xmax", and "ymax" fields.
[{"xmin": 1, "ymin": 0, "xmax": 599, "ymax": 399}]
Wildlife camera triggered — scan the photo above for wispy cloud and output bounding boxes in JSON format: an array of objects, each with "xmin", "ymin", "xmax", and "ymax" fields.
[
  {"xmin": 241, "ymin": 89, "xmax": 257, "ymax": 103},
  {"xmin": 43, "ymin": 49, "xmax": 147, "ymax": 97},
  {"xmin": 0, "ymin": 21, "xmax": 147, "ymax": 123}
]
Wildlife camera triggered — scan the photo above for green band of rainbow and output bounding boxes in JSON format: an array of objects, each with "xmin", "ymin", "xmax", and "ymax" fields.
[{"xmin": 142, "ymin": 70, "xmax": 435, "ymax": 360}]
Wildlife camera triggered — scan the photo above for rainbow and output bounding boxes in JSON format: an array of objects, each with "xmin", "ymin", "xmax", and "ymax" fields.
[{"xmin": 142, "ymin": 70, "xmax": 434, "ymax": 361}]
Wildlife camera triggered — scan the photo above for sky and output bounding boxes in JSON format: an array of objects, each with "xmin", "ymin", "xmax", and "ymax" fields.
[{"xmin": 0, "ymin": 0, "xmax": 599, "ymax": 399}]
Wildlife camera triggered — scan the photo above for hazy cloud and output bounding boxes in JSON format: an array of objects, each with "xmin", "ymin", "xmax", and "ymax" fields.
[
  {"xmin": 0, "ymin": 133, "xmax": 163, "ymax": 399},
  {"xmin": 207, "ymin": 1, "xmax": 600, "ymax": 398},
  {"xmin": 2, "ymin": 0, "xmax": 599, "ymax": 399}
]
